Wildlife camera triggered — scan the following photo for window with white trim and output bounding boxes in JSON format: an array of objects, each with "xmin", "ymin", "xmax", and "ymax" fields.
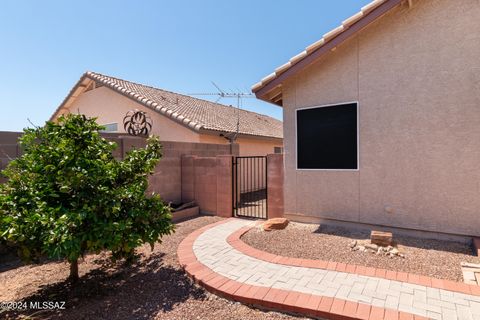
[{"xmin": 101, "ymin": 123, "xmax": 118, "ymax": 132}]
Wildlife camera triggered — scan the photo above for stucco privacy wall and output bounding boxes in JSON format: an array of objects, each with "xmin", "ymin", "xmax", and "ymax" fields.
[
  {"xmin": 122, "ymin": 137, "xmax": 236, "ymax": 204},
  {"xmin": 282, "ymin": 0, "xmax": 480, "ymax": 236},
  {"xmin": 180, "ymin": 155, "xmax": 233, "ymax": 217},
  {"xmin": 60, "ymin": 86, "xmax": 282, "ymax": 156},
  {"xmin": 0, "ymin": 132, "xmax": 22, "ymax": 184},
  {"xmin": 0, "ymin": 132, "xmax": 237, "ymax": 204}
]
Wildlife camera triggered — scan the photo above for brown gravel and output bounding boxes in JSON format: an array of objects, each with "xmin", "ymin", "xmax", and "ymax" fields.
[
  {"xmin": 241, "ymin": 222, "xmax": 480, "ymax": 282},
  {"xmin": 0, "ymin": 216, "xmax": 310, "ymax": 320}
]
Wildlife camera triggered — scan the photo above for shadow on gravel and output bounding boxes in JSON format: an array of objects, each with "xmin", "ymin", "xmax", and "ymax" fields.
[
  {"xmin": 314, "ymin": 224, "xmax": 368, "ymax": 240},
  {"xmin": 2, "ymin": 252, "xmax": 206, "ymax": 320},
  {"xmin": 0, "ymin": 252, "xmax": 24, "ymax": 273}
]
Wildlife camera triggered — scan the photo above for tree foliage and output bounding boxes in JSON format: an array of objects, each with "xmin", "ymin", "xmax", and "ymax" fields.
[{"xmin": 0, "ymin": 114, "xmax": 173, "ymax": 280}]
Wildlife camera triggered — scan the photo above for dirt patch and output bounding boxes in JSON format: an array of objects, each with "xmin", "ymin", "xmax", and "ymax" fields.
[
  {"xmin": 0, "ymin": 216, "xmax": 307, "ymax": 320},
  {"xmin": 242, "ymin": 222, "xmax": 480, "ymax": 282}
]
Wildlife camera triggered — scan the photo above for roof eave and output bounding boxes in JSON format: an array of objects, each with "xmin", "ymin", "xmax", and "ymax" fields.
[
  {"xmin": 253, "ymin": 0, "xmax": 403, "ymax": 106},
  {"xmin": 49, "ymin": 72, "xmax": 92, "ymax": 121}
]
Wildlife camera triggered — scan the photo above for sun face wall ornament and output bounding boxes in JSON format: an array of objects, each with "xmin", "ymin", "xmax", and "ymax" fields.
[{"xmin": 123, "ymin": 110, "xmax": 153, "ymax": 136}]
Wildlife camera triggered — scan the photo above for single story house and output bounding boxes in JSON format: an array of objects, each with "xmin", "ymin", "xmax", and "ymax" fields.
[
  {"xmin": 51, "ymin": 71, "xmax": 283, "ymax": 156},
  {"xmin": 253, "ymin": 0, "xmax": 480, "ymax": 237}
]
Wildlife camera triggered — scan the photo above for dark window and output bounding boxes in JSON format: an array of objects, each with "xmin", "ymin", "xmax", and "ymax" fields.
[
  {"xmin": 296, "ymin": 102, "xmax": 358, "ymax": 169},
  {"xmin": 274, "ymin": 147, "xmax": 283, "ymax": 154}
]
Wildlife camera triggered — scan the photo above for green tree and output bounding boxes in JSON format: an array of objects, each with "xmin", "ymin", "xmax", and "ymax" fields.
[{"xmin": 0, "ymin": 114, "xmax": 173, "ymax": 281}]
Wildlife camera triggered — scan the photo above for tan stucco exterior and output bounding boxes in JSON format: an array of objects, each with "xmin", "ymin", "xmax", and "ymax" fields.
[
  {"xmin": 54, "ymin": 86, "xmax": 282, "ymax": 156},
  {"xmin": 282, "ymin": 0, "xmax": 480, "ymax": 237},
  {"xmin": 199, "ymin": 133, "xmax": 282, "ymax": 156}
]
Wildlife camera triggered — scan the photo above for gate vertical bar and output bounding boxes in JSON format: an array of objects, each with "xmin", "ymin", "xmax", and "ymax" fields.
[
  {"xmin": 247, "ymin": 158, "xmax": 254, "ymax": 216},
  {"xmin": 265, "ymin": 156, "xmax": 268, "ymax": 219},
  {"xmin": 255, "ymin": 157, "xmax": 258, "ymax": 218},
  {"xmin": 250, "ymin": 158, "xmax": 258, "ymax": 218},
  {"xmin": 232, "ymin": 156, "xmax": 236, "ymax": 216},
  {"xmin": 250, "ymin": 157, "xmax": 254, "ymax": 218}
]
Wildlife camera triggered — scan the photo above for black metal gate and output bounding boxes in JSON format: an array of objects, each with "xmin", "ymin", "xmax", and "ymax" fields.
[{"xmin": 233, "ymin": 156, "xmax": 267, "ymax": 219}]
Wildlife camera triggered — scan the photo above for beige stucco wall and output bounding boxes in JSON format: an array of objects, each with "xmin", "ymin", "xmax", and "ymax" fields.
[
  {"xmin": 282, "ymin": 0, "xmax": 480, "ymax": 236},
  {"xmin": 199, "ymin": 133, "xmax": 282, "ymax": 156},
  {"xmin": 57, "ymin": 86, "xmax": 282, "ymax": 156},
  {"xmin": 57, "ymin": 86, "xmax": 201, "ymax": 143}
]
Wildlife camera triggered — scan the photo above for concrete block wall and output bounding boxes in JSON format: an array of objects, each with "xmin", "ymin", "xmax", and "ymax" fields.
[
  {"xmin": 267, "ymin": 154, "xmax": 284, "ymax": 219},
  {"xmin": 180, "ymin": 156, "xmax": 195, "ymax": 203},
  {"xmin": 181, "ymin": 155, "xmax": 233, "ymax": 217},
  {"xmin": 0, "ymin": 130, "xmax": 278, "ymax": 220},
  {"xmin": 216, "ymin": 156, "xmax": 233, "ymax": 218},
  {"xmin": 193, "ymin": 157, "xmax": 218, "ymax": 214},
  {"xmin": 0, "ymin": 131, "xmax": 237, "ymax": 206},
  {"xmin": 0, "ymin": 132, "xmax": 23, "ymax": 184}
]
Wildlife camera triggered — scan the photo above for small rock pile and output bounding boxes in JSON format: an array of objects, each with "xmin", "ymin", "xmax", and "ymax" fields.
[{"xmin": 348, "ymin": 239, "xmax": 405, "ymax": 258}]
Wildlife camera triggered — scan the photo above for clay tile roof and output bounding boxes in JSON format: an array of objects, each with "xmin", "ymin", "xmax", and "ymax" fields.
[
  {"xmin": 54, "ymin": 72, "xmax": 283, "ymax": 139},
  {"xmin": 252, "ymin": 0, "xmax": 402, "ymax": 99}
]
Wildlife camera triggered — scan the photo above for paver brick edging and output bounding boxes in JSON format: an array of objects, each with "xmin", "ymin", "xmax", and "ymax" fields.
[
  {"xmin": 227, "ymin": 224, "xmax": 480, "ymax": 297},
  {"xmin": 177, "ymin": 218, "xmax": 428, "ymax": 320}
]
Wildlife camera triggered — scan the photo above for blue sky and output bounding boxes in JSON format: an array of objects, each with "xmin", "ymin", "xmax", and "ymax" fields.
[{"xmin": 0, "ymin": 0, "xmax": 369, "ymax": 132}]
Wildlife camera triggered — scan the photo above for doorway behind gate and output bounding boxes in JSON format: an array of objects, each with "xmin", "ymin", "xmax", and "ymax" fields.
[{"xmin": 233, "ymin": 156, "xmax": 267, "ymax": 219}]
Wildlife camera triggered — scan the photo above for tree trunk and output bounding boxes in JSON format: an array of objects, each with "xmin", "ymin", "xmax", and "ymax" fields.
[{"xmin": 68, "ymin": 259, "xmax": 79, "ymax": 282}]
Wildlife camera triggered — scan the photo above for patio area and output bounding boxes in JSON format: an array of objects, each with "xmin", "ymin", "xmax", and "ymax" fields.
[{"xmin": 178, "ymin": 218, "xmax": 480, "ymax": 320}]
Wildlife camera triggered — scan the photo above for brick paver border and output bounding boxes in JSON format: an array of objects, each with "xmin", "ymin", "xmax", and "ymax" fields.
[
  {"xmin": 226, "ymin": 224, "xmax": 480, "ymax": 297},
  {"xmin": 177, "ymin": 218, "xmax": 445, "ymax": 319}
]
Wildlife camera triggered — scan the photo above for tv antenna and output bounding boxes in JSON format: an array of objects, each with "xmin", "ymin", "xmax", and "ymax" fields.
[{"xmin": 188, "ymin": 82, "xmax": 254, "ymax": 147}]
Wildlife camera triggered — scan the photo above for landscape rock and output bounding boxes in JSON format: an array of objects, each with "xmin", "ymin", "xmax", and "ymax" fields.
[
  {"xmin": 173, "ymin": 201, "xmax": 197, "ymax": 211},
  {"xmin": 371, "ymin": 230, "xmax": 393, "ymax": 246},
  {"xmin": 262, "ymin": 218, "xmax": 289, "ymax": 231},
  {"xmin": 350, "ymin": 239, "xmax": 404, "ymax": 259}
]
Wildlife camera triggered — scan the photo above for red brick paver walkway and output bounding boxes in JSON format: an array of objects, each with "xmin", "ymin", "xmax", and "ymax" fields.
[{"xmin": 177, "ymin": 218, "xmax": 480, "ymax": 320}]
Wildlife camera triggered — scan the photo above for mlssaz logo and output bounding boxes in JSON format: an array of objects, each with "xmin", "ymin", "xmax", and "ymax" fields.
[{"xmin": 123, "ymin": 110, "xmax": 153, "ymax": 136}]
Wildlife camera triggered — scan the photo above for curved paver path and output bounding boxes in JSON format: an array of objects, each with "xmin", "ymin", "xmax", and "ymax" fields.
[{"xmin": 178, "ymin": 218, "xmax": 480, "ymax": 320}]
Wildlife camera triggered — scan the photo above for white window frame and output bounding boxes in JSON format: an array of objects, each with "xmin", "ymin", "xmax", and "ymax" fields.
[
  {"xmin": 295, "ymin": 101, "xmax": 359, "ymax": 171},
  {"xmin": 100, "ymin": 122, "xmax": 118, "ymax": 132}
]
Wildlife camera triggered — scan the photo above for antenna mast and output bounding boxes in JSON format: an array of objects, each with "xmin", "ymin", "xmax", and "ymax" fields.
[{"xmin": 188, "ymin": 82, "xmax": 254, "ymax": 152}]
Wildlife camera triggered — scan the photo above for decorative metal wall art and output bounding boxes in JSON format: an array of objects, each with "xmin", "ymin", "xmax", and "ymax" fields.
[{"xmin": 123, "ymin": 110, "xmax": 153, "ymax": 136}]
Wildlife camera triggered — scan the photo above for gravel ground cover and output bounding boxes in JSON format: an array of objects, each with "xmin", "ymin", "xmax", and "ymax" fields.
[
  {"xmin": 241, "ymin": 222, "xmax": 480, "ymax": 282},
  {"xmin": 0, "ymin": 216, "xmax": 309, "ymax": 320}
]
